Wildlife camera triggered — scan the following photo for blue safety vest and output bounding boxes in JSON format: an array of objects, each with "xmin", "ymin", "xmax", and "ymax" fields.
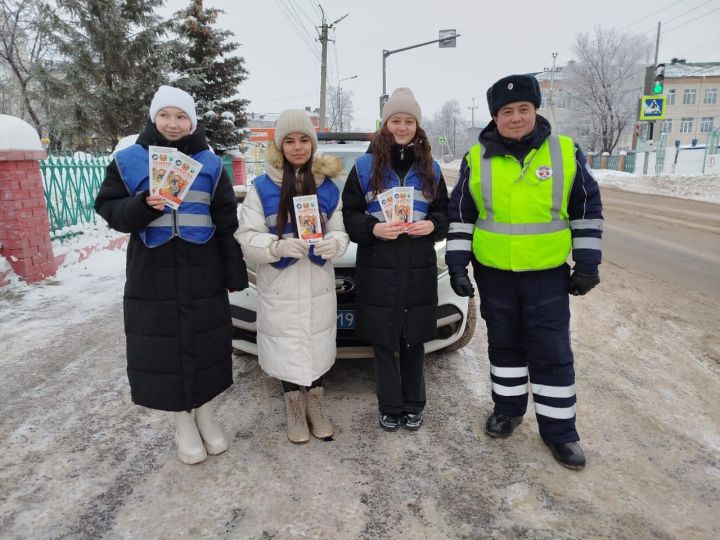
[
  {"xmin": 115, "ymin": 144, "xmax": 221, "ymax": 248},
  {"xmin": 354, "ymin": 153, "xmax": 440, "ymax": 222},
  {"xmin": 253, "ymin": 173, "xmax": 340, "ymax": 269}
]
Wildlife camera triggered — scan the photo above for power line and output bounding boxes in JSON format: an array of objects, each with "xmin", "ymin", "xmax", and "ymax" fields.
[
  {"xmin": 619, "ymin": 0, "xmax": 684, "ymax": 30},
  {"xmin": 664, "ymin": 5, "xmax": 720, "ymax": 33},
  {"xmin": 275, "ymin": 0, "xmax": 321, "ymax": 61}
]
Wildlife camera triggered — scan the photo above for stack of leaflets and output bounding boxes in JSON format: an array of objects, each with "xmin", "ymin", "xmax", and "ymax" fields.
[
  {"xmin": 293, "ymin": 194, "xmax": 323, "ymax": 243},
  {"xmin": 378, "ymin": 186, "xmax": 414, "ymax": 227},
  {"xmin": 148, "ymin": 148, "xmax": 203, "ymax": 210}
]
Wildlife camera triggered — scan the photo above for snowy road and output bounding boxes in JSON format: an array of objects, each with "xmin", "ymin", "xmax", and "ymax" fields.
[
  {"xmin": 602, "ymin": 187, "xmax": 720, "ymax": 303},
  {"xmin": 1, "ymin": 174, "xmax": 719, "ymax": 537},
  {"xmin": 1, "ymin": 255, "xmax": 719, "ymax": 538}
]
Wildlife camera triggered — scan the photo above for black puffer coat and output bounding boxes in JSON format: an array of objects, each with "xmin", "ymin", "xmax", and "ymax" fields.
[
  {"xmin": 342, "ymin": 145, "xmax": 449, "ymax": 348},
  {"xmin": 94, "ymin": 121, "xmax": 248, "ymax": 412}
]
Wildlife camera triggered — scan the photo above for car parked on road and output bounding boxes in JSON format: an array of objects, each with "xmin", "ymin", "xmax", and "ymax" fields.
[{"xmin": 230, "ymin": 133, "xmax": 475, "ymax": 358}]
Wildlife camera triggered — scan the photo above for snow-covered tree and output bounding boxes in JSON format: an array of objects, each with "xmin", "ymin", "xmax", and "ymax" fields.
[
  {"xmin": 327, "ymin": 85, "xmax": 354, "ymax": 131},
  {"xmin": 562, "ymin": 27, "xmax": 651, "ymax": 153},
  {"xmin": 0, "ymin": 0, "xmax": 53, "ymax": 133},
  {"xmin": 172, "ymin": 0, "xmax": 248, "ymax": 154},
  {"xmin": 38, "ymin": 0, "xmax": 175, "ymax": 150}
]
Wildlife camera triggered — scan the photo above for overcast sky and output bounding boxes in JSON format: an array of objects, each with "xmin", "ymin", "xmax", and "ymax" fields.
[{"xmin": 164, "ymin": 0, "xmax": 720, "ymax": 130}]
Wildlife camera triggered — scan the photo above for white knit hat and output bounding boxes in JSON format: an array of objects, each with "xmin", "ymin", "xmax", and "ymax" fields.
[
  {"xmin": 381, "ymin": 87, "xmax": 422, "ymax": 125},
  {"xmin": 149, "ymin": 85, "xmax": 198, "ymax": 132},
  {"xmin": 274, "ymin": 109, "xmax": 318, "ymax": 152}
]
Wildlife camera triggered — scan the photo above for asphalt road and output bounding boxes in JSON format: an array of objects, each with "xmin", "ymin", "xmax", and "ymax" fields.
[{"xmin": 601, "ymin": 186, "xmax": 720, "ymax": 303}]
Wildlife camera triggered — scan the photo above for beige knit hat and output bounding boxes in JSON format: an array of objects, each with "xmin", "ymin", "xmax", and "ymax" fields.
[
  {"xmin": 381, "ymin": 87, "xmax": 422, "ymax": 125},
  {"xmin": 274, "ymin": 109, "xmax": 318, "ymax": 152}
]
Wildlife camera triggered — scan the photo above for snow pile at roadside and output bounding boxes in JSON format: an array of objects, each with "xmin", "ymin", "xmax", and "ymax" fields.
[{"xmin": 593, "ymin": 170, "xmax": 720, "ymax": 204}]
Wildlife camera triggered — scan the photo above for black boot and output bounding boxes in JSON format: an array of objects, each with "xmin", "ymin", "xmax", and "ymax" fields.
[
  {"xmin": 485, "ymin": 412, "xmax": 523, "ymax": 438},
  {"xmin": 544, "ymin": 440, "xmax": 586, "ymax": 469}
]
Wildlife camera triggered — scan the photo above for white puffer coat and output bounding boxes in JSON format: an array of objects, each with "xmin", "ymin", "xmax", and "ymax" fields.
[{"xmin": 235, "ymin": 143, "xmax": 350, "ymax": 386}]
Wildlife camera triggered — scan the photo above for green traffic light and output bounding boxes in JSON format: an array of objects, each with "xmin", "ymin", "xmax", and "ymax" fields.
[{"xmin": 653, "ymin": 82, "xmax": 664, "ymax": 94}]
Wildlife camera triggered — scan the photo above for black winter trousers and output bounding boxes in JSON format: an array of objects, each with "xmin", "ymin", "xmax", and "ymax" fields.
[
  {"xmin": 373, "ymin": 338, "xmax": 426, "ymax": 416},
  {"xmin": 474, "ymin": 262, "xmax": 578, "ymax": 444}
]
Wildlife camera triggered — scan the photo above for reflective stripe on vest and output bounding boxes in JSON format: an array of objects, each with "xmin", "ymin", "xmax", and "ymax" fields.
[
  {"xmin": 354, "ymin": 153, "xmax": 441, "ymax": 222},
  {"xmin": 468, "ymin": 135, "xmax": 576, "ymax": 271},
  {"xmin": 253, "ymin": 173, "xmax": 340, "ymax": 269},
  {"xmin": 115, "ymin": 144, "xmax": 220, "ymax": 248}
]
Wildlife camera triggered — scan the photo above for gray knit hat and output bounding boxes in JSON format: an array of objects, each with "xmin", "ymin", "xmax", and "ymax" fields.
[
  {"xmin": 149, "ymin": 85, "xmax": 198, "ymax": 132},
  {"xmin": 381, "ymin": 87, "xmax": 422, "ymax": 125},
  {"xmin": 274, "ymin": 109, "xmax": 318, "ymax": 152}
]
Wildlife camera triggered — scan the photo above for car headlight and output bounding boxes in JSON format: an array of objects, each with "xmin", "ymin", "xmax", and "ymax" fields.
[{"xmin": 435, "ymin": 239, "xmax": 448, "ymax": 276}]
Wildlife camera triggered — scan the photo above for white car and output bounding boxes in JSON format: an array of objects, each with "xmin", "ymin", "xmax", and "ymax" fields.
[{"xmin": 230, "ymin": 136, "xmax": 475, "ymax": 358}]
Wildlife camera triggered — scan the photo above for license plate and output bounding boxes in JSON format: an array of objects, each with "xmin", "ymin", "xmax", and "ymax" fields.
[{"xmin": 337, "ymin": 310, "xmax": 356, "ymax": 329}]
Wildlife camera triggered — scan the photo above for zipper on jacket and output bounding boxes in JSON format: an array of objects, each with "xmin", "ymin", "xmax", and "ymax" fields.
[{"xmin": 172, "ymin": 209, "xmax": 178, "ymax": 237}]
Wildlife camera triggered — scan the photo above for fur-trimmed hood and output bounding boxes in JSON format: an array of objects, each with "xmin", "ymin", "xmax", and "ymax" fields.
[{"xmin": 264, "ymin": 141, "xmax": 344, "ymax": 186}]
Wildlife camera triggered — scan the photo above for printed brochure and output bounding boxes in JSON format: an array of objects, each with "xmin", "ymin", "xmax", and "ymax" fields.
[
  {"xmin": 148, "ymin": 146, "xmax": 176, "ymax": 193},
  {"xmin": 293, "ymin": 194, "xmax": 323, "ymax": 243},
  {"xmin": 156, "ymin": 152, "xmax": 203, "ymax": 210},
  {"xmin": 391, "ymin": 186, "xmax": 414, "ymax": 226},
  {"xmin": 377, "ymin": 189, "xmax": 395, "ymax": 222}
]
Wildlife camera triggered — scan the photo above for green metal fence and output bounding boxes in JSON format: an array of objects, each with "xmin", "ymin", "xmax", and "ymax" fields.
[
  {"xmin": 221, "ymin": 155, "xmax": 234, "ymax": 179},
  {"xmin": 40, "ymin": 152, "xmax": 111, "ymax": 239},
  {"xmin": 606, "ymin": 155, "xmax": 619, "ymax": 170},
  {"xmin": 624, "ymin": 153, "xmax": 636, "ymax": 173}
]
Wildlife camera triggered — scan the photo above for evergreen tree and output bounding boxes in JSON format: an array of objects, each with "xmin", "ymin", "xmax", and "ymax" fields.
[
  {"xmin": 172, "ymin": 0, "xmax": 248, "ymax": 154},
  {"xmin": 38, "ymin": 0, "xmax": 175, "ymax": 150}
]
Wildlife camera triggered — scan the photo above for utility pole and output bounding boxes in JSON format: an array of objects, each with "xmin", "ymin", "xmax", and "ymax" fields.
[
  {"xmin": 548, "ymin": 52, "xmax": 558, "ymax": 129},
  {"xmin": 643, "ymin": 21, "xmax": 661, "ymax": 174},
  {"xmin": 317, "ymin": 6, "xmax": 348, "ymax": 130},
  {"xmin": 467, "ymin": 97, "xmax": 477, "ymax": 128}
]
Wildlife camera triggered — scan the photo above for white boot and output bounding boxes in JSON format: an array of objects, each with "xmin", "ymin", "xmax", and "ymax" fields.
[
  {"xmin": 195, "ymin": 402, "xmax": 229, "ymax": 455},
  {"xmin": 174, "ymin": 411, "xmax": 207, "ymax": 465}
]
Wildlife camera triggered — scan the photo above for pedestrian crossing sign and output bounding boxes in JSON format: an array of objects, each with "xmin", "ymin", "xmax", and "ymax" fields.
[{"xmin": 639, "ymin": 95, "xmax": 667, "ymax": 120}]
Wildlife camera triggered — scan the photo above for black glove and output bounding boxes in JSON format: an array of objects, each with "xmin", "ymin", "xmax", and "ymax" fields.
[
  {"xmin": 450, "ymin": 271, "xmax": 475, "ymax": 298},
  {"xmin": 569, "ymin": 271, "xmax": 600, "ymax": 296}
]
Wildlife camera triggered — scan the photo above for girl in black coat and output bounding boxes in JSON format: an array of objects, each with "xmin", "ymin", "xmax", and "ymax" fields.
[
  {"xmin": 342, "ymin": 87, "xmax": 449, "ymax": 431},
  {"xmin": 94, "ymin": 86, "xmax": 248, "ymax": 464}
]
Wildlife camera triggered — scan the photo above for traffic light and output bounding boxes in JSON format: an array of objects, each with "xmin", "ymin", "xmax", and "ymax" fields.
[{"xmin": 652, "ymin": 63, "xmax": 665, "ymax": 94}]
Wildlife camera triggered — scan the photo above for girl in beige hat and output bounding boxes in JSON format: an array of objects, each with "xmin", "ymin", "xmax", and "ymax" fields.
[
  {"xmin": 341, "ymin": 88, "xmax": 449, "ymax": 432},
  {"xmin": 235, "ymin": 110, "xmax": 349, "ymax": 443}
]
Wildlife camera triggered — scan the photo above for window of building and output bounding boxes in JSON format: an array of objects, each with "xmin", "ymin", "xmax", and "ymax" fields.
[
  {"xmin": 555, "ymin": 90, "xmax": 572, "ymax": 109},
  {"xmin": 700, "ymin": 117, "xmax": 714, "ymax": 133},
  {"xmin": 680, "ymin": 117, "xmax": 694, "ymax": 133},
  {"xmin": 660, "ymin": 119, "xmax": 672, "ymax": 134},
  {"xmin": 683, "ymin": 89, "xmax": 697, "ymax": 105},
  {"xmin": 704, "ymin": 88, "xmax": 717, "ymax": 105},
  {"xmin": 667, "ymin": 89, "xmax": 676, "ymax": 105},
  {"xmin": 540, "ymin": 90, "xmax": 548, "ymax": 108}
]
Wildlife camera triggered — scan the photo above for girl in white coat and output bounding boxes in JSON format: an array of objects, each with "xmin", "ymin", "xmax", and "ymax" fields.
[{"xmin": 235, "ymin": 110, "xmax": 349, "ymax": 443}]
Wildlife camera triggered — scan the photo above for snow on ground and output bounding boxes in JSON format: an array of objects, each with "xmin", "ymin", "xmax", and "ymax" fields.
[
  {"xmin": 593, "ymin": 170, "xmax": 720, "ymax": 204},
  {"xmin": 0, "ymin": 224, "xmax": 127, "ymax": 358}
]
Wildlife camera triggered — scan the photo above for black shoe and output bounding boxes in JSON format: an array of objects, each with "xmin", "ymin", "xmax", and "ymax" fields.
[
  {"xmin": 544, "ymin": 440, "xmax": 586, "ymax": 469},
  {"xmin": 485, "ymin": 412, "xmax": 523, "ymax": 438},
  {"xmin": 402, "ymin": 412, "xmax": 423, "ymax": 431},
  {"xmin": 378, "ymin": 413, "xmax": 401, "ymax": 432}
]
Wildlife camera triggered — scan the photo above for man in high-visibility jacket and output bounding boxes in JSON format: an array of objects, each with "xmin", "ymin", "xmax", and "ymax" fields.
[{"xmin": 446, "ymin": 74, "xmax": 603, "ymax": 469}]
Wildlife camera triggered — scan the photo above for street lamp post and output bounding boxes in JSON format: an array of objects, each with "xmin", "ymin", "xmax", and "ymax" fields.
[
  {"xmin": 381, "ymin": 30, "xmax": 460, "ymax": 116},
  {"xmin": 337, "ymin": 75, "xmax": 358, "ymax": 132}
]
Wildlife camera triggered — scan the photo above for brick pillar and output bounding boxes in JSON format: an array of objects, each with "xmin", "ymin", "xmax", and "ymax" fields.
[
  {"xmin": 600, "ymin": 152, "xmax": 610, "ymax": 169},
  {"xmin": 618, "ymin": 152, "xmax": 626, "ymax": 172},
  {"xmin": 231, "ymin": 154, "xmax": 247, "ymax": 185},
  {"xmin": 0, "ymin": 115, "xmax": 57, "ymax": 284},
  {"xmin": 587, "ymin": 152, "xmax": 594, "ymax": 168}
]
